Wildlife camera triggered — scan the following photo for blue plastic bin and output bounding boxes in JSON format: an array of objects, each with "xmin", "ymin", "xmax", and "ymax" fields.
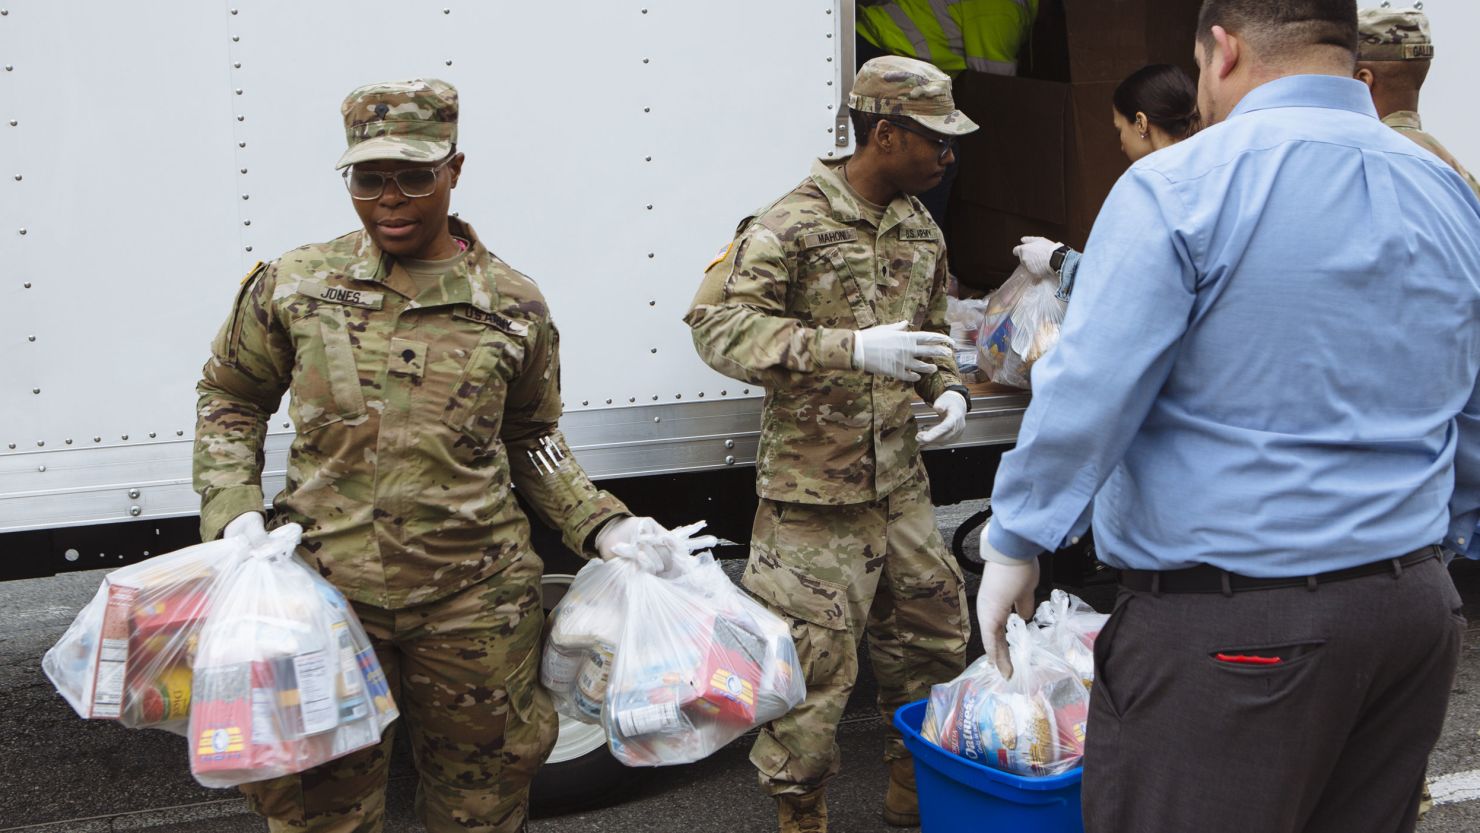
[{"xmin": 894, "ymin": 699, "xmax": 1085, "ymax": 833}]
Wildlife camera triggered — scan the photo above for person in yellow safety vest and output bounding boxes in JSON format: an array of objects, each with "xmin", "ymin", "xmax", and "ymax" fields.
[{"xmin": 857, "ymin": 0, "xmax": 1038, "ymax": 77}]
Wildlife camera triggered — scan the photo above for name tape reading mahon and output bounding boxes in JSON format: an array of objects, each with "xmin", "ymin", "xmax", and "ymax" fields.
[{"xmin": 799, "ymin": 229, "xmax": 859, "ymax": 250}]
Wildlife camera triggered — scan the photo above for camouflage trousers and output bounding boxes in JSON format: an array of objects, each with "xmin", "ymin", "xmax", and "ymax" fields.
[
  {"xmin": 743, "ymin": 468, "xmax": 969, "ymax": 797},
  {"xmin": 240, "ymin": 555, "xmax": 558, "ymax": 833}
]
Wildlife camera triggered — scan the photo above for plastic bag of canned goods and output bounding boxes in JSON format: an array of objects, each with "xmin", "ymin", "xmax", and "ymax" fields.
[
  {"xmin": 976, "ymin": 264, "xmax": 1067, "ymax": 389},
  {"xmin": 43, "ymin": 523, "xmax": 399, "ymax": 787},
  {"xmin": 541, "ymin": 523, "xmax": 805, "ymax": 766},
  {"xmin": 188, "ymin": 524, "xmax": 398, "ymax": 787},
  {"xmin": 920, "ymin": 614, "xmax": 1088, "ymax": 777}
]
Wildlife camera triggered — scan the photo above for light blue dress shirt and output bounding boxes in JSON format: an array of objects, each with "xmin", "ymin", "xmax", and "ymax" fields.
[{"xmin": 988, "ymin": 75, "xmax": 1480, "ymax": 576}]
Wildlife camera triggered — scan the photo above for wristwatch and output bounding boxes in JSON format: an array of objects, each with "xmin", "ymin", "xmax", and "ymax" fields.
[
  {"xmin": 1048, "ymin": 244, "xmax": 1071, "ymax": 275},
  {"xmin": 945, "ymin": 384, "xmax": 972, "ymax": 413}
]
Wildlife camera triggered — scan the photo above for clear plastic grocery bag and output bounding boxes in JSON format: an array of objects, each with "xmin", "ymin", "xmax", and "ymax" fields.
[
  {"xmin": 541, "ymin": 524, "xmax": 805, "ymax": 767},
  {"xmin": 43, "ymin": 536, "xmax": 250, "ymax": 733},
  {"xmin": 650, "ymin": 550, "xmax": 805, "ymax": 727},
  {"xmin": 1032, "ymin": 589, "xmax": 1109, "ymax": 690},
  {"xmin": 189, "ymin": 524, "xmax": 398, "ymax": 787},
  {"xmin": 43, "ymin": 524, "xmax": 399, "ymax": 788},
  {"xmin": 541, "ymin": 557, "xmax": 628, "ymax": 725},
  {"xmin": 602, "ymin": 551, "xmax": 805, "ymax": 767},
  {"xmin": 920, "ymin": 615, "xmax": 1088, "ymax": 777},
  {"xmin": 946, "ymin": 296, "xmax": 989, "ymax": 384},
  {"xmin": 976, "ymin": 264, "xmax": 1067, "ymax": 389}
]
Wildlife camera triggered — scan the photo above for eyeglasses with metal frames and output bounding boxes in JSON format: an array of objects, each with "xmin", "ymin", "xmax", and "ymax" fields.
[
  {"xmin": 343, "ymin": 157, "xmax": 453, "ymax": 200},
  {"xmin": 885, "ymin": 119, "xmax": 956, "ymax": 162}
]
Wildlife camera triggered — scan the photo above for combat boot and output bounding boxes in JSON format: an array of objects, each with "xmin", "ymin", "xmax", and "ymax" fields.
[
  {"xmin": 882, "ymin": 758, "xmax": 920, "ymax": 827},
  {"xmin": 777, "ymin": 790, "xmax": 828, "ymax": 833}
]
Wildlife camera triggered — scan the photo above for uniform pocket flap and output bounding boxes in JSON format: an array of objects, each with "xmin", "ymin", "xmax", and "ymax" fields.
[{"xmin": 741, "ymin": 556, "xmax": 848, "ymax": 632}]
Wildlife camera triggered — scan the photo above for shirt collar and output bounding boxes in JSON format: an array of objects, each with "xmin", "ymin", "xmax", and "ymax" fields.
[
  {"xmin": 809, "ymin": 157, "xmax": 921, "ymax": 234},
  {"xmin": 1228, "ymin": 74, "xmax": 1379, "ymax": 122},
  {"xmin": 1382, "ymin": 110, "xmax": 1423, "ymax": 130},
  {"xmin": 353, "ymin": 216, "xmax": 499, "ymax": 312}
]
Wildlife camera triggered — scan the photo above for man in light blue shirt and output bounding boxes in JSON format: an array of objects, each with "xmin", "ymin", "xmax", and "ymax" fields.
[{"xmin": 975, "ymin": 1, "xmax": 1478, "ymax": 831}]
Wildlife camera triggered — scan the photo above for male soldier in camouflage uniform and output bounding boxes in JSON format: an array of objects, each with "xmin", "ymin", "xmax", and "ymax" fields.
[
  {"xmin": 1356, "ymin": 6, "xmax": 1480, "ymax": 200},
  {"xmin": 685, "ymin": 56, "xmax": 977, "ymax": 832},
  {"xmin": 194, "ymin": 78, "xmax": 683, "ymax": 833}
]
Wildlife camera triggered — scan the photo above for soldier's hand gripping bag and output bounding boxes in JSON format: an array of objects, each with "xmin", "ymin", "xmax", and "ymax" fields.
[
  {"xmin": 921, "ymin": 615, "xmax": 1088, "ymax": 777},
  {"xmin": 43, "ymin": 535, "xmax": 252, "ymax": 734},
  {"xmin": 1032, "ymin": 589, "xmax": 1109, "ymax": 690},
  {"xmin": 976, "ymin": 265, "xmax": 1067, "ymax": 389},
  {"xmin": 542, "ymin": 557, "xmax": 629, "ymax": 725},
  {"xmin": 188, "ymin": 524, "xmax": 398, "ymax": 788}
]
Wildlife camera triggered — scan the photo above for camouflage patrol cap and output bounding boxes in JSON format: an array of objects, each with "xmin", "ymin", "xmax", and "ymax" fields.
[
  {"xmin": 335, "ymin": 78, "xmax": 458, "ymax": 170},
  {"xmin": 849, "ymin": 56, "xmax": 979, "ymax": 137},
  {"xmin": 1357, "ymin": 7, "xmax": 1433, "ymax": 61}
]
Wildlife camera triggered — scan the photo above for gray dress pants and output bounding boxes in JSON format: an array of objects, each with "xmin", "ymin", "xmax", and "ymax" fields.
[{"xmin": 1083, "ymin": 555, "xmax": 1464, "ymax": 833}]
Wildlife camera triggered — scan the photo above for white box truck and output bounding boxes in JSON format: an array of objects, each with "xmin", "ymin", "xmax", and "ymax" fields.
[{"xmin": 0, "ymin": 0, "xmax": 1030, "ymax": 807}]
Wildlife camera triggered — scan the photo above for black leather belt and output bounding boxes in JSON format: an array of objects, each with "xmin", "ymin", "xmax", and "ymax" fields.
[{"xmin": 1118, "ymin": 546, "xmax": 1440, "ymax": 596}]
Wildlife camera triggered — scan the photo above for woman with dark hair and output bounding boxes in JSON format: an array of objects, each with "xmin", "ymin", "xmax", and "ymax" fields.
[
  {"xmin": 1015, "ymin": 64, "xmax": 1200, "ymax": 297},
  {"xmin": 1111, "ymin": 63, "xmax": 1201, "ymax": 162}
]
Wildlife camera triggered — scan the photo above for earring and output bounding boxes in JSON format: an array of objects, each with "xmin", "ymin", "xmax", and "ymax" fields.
[{"xmin": 1140, "ymin": 132, "xmax": 1148, "ymax": 139}]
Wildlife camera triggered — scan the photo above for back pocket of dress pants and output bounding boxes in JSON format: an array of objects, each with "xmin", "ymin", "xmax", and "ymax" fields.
[{"xmin": 1091, "ymin": 591, "xmax": 1134, "ymax": 720}]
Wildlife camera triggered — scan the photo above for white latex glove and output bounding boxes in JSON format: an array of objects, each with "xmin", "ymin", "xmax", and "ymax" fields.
[
  {"xmin": 852, "ymin": 321, "xmax": 954, "ymax": 383},
  {"xmin": 223, "ymin": 511, "xmax": 268, "ymax": 547},
  {"xmin": 596, "ymin": 517, "xmax": 718, "ymax": 574},
  {"xmin": 1012, "ymin": 236, "xmax": 1061, "ymax": 279},
  {"xmin": 917, "ymin": 390, "xmax": 968, "ymax": 446},
  {"xmin": 596, "ymin": 516, "xmax": 649, "ymax": 563},
  {"xmin": 646, "ymin": 521, "xmax": 721, "ymax": 579},
  {"xmin": 976, "ymin": 521, "xmax": 1041, "ymax": 678}
]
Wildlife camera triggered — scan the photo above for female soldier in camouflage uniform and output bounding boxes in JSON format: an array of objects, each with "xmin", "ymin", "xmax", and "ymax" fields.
[{"xmin": 195, "ymin": 78, "xmax": 667, "ymax": 833}]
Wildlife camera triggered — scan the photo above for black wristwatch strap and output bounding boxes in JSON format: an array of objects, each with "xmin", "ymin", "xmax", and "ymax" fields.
[
  {"xmin": 945, "ymin": 384, "xmax": 972, "ymax": 413},
  {"xmin": 1049, "ymin": 244, "xmax": 1071, "ymax": 274}
]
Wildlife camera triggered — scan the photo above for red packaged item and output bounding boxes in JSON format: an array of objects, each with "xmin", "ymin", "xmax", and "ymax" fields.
[
  {"xmin": 45, "ymin": 540, "xmax": 237, "ymax": 726},
  {"xmin": 686, "ymin": 616, "xmax": 764, "ymax": 726}
]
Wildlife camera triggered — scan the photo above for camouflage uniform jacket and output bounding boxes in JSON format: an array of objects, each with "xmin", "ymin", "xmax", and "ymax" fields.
[
  {"xmin": 1384, "ymin": 110, "xmax": 1480, "ymax": 201},
  {"xmin": 685, "ymin": 158, "xmax": 962, "ymax": 506},
  {"xmin": 195, "ymin": 218, "xmax": 627, "ymax": 609}
]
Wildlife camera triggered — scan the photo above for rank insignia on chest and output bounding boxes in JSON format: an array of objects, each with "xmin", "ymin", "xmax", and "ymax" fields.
[{"xmin": 454, "ymin": 305, "xmax": 529, "ymax": 337}]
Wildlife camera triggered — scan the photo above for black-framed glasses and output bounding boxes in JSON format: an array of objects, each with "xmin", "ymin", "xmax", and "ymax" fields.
[
  {"xmin": 886, "ymin": 119, "xmax": 956, "ymax": 162},
  {"xmin": 343, "ymin": 157, "xmax": 453, "ymax": 200}
]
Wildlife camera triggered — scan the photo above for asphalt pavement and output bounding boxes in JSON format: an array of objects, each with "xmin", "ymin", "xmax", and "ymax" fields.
[{"xmin": 2, "ymin": 503, "xmax": 1478, "ymax": 833}]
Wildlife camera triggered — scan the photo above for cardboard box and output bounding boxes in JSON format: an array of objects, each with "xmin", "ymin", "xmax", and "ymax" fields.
[{"xmin": 947, "ymin": 0, "xmax": 1203, "ymax": 291}]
